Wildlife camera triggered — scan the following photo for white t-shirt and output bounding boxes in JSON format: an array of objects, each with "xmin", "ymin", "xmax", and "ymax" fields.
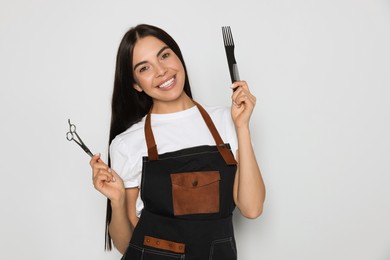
[{"xmin": 110, "ymin": 104, "xmax": 238, "ymax": 217}]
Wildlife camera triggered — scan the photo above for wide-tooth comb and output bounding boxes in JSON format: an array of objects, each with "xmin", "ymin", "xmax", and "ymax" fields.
[{"xmin": 222, "ymin": 26, "xmax": 240, "ymax": 86}]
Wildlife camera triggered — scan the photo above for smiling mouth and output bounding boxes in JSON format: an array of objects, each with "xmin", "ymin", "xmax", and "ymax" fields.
[{"xmin": 158, "ymin": 76, "xmax": 175, "ymax": 89}]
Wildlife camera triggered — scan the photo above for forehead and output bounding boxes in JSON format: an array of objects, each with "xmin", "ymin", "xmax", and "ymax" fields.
[{"xmin": 132, "ymin": 36, "xmax": 167, "ymax": 61}]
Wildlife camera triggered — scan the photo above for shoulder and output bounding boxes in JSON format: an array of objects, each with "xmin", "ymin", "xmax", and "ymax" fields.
[
  {"xmin": 202, "ymin": 104, "xmax": 232, "ymax": 124},
  {"xmin": 110, "ymin": 118, "xmax": 147, "ymax": 155},
  {"xmin": 203, "ymin": 104, "xmax": 230, "ymax": 114},
  {"xmin": 202, "ymin": 103, "xmax": 237, "ymax": 151}
]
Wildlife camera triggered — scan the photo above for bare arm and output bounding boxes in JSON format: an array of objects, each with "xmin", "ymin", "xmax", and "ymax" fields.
[
  {"xmin": 90, "ymin": 154, "xmax": 139, "ymax": 254},
  {"xmin": 108, "ymin": 188, "xmax": 139, "ymax": 253},
  {"xmin": 231, "ymin": 81, "xmax": 266, "ymax": 219}
]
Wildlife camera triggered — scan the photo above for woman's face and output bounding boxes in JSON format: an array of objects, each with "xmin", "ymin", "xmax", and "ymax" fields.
[{"xmin": 132, "ymin": 36, "xmax": 186, "ymax": 105}]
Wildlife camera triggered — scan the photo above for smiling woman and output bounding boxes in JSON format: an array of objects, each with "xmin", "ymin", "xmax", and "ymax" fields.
[
  {"xmin": 89, "ymin": 24, "xmax": 265, "ymax": 260},
  {"xmin": 131, "ymin": 36, "xmax": 191, "ymax": 113}
]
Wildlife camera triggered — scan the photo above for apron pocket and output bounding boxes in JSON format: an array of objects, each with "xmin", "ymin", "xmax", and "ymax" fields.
[
  {"xmin": 171, "ymin": 171, "xmax": 220, "ymax": 216},
  {"xmin": 122, "ymin": 243, "xmax": 185, "ymax": 260},
  {"xmin": 209, "ymin": 237, "xmax": 237, "ymax": 260}
]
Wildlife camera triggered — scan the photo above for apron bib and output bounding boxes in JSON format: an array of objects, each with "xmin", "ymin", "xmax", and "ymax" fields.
[{"xmin": 122, "ymin": 101, "xmax": 238, "ymax": 260}]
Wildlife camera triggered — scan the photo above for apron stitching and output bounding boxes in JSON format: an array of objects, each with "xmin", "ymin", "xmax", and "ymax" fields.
[
  {"xmin": 209, "ymin": 237, "xmax": 234, "ymax": 260},
  {"xmin": 143, "ymin": 150, "xmax": 221, "ymax": 162},
  {"xmin": 230, "ymin": 238, "xmax": 237, "ymax": 256},
  {"xmin": 144, "ymin": 149, "xmax": 236, "ymax": 162},
  {"xmin": 129, "ymin": 242, "xmax": 185, "ymax": 258}
]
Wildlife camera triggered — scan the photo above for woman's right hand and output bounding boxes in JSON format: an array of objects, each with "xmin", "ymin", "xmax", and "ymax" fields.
[{"xmin": 90, "ymin": 153, "xmax": 125, "ymax": 202}]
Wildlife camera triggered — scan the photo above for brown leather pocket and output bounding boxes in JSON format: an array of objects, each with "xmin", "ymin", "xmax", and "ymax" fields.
[{"xmin": 170, "ymin": 171, "xmax": 220, "ymax": 216}]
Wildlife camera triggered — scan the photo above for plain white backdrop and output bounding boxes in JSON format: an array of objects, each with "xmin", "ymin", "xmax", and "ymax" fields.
[{"xmin": 1, "ymin": 0, "xmax": 390, "ymax": 259}]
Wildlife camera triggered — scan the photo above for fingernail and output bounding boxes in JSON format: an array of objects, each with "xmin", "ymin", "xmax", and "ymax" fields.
[
  {"xmin": 112, "ymin": 176, "xmax": 116, "ymax": 182},
  {"xmin": 108, "ymin": 168, "xmax": 112, "ymax": 173}
]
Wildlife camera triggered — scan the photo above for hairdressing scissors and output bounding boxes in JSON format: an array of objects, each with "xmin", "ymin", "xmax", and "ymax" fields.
[{"xmin": 66, "ymin": 119, "xmax": 93, "ymax": 157}]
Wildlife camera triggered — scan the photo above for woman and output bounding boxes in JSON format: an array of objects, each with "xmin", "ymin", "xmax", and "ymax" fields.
[{"xmin": 91, "ymin": 24, "xmax": 265, "ymax": 259}]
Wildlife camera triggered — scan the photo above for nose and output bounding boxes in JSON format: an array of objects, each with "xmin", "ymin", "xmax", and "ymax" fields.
[{"xmin": 155, "ymin": 63, "xmax": 167, "ymax": 77}]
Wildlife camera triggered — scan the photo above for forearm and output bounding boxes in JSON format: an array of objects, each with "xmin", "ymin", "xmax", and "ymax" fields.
[
  {"xmin": 108, "ymin": 198, "xmax": 133, "ymax": 254},
  {"xmin": 235, "ymin": 126, "xmax": 266, "ymax": 219}
]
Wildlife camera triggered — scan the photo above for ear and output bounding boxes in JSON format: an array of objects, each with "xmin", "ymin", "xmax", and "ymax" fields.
[{"xmin": 133, "ymin": 83, "xmax": 143, "ymax": 92}]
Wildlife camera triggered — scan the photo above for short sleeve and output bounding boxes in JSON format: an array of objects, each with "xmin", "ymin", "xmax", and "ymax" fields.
[
  {"xmin": 110, "ymin": 137, "xmax": 141, "ymax": 188},
  {"xmin": 222, "ymin": 108, "xmax": 238, "ymax": 158}
]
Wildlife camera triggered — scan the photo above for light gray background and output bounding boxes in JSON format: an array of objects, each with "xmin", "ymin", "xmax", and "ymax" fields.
[{"xmin": 1, "ymin": 0, "xmax": 389, "ymax": 259}]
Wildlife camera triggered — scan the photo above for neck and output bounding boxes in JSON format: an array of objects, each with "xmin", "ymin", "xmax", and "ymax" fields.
[{"xmin": 151, "ymin": 94, "xmax": 194, "ymax": 114}]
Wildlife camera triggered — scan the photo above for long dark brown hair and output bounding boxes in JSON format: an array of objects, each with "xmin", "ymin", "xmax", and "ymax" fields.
[{"xmin": 105, "ymin": 24, "xmax": 193, "ymax": 250}]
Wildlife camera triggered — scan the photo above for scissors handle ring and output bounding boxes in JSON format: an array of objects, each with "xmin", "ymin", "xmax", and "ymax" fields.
[
  {"xmin": 70, "ymin": 124, "xmax": 76, "ymax": 133},
  {"xmin": 66, "ymin": 132, "xmax": 74, "ymax": 141}
]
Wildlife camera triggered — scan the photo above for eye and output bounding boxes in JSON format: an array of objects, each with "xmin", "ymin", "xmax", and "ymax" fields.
[
  {"xmin": 139, "ymin": 66, "xmax": 149, "ymax": 73},
  {"xmin": 161, "ymin": 52, "xmax": 170, "ymax": 59}
]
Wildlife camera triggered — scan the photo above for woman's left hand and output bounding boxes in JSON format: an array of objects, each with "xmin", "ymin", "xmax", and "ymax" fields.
[{"xmin": 231, "ymin": 81, "xmax": 256, "ymax": 129}]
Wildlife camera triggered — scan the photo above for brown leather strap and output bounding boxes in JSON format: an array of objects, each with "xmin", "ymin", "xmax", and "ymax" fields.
[
  {"xmin": 144, "ymin": 235, "xmax": 185, "ymax": 254},
  {"xmin": 144, "ymin": 101, "xmax": 237, "ymax": 165},
  {"xmin": 193, "ymin": 101, "xmax": 237, "ymax": 165},
  {"xmin": 144, "ymin": 112, "xmax": 158, "ymax": 160}
]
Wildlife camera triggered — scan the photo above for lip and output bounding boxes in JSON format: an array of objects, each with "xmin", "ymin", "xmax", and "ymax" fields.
[{"xmin": 156, "ymin": 75, "xmax": 176, "ymax": 91}]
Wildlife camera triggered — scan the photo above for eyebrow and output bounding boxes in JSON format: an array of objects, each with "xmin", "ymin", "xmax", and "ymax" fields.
[{"xmin": 133, "ymin": 46, "xmax": 171, "ymax": 71}]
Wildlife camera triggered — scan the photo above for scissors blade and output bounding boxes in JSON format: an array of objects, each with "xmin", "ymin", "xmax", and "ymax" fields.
[
  {"xmin": 74, "ymin": 133, "xmax": 93, "ymax": 157},
  {"xmin": 67, "ymin": 119, "xmax": 94, "ymax": 158}
]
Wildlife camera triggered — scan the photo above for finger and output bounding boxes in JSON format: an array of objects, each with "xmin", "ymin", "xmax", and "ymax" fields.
[
  {"xmin": 109, "ymin": 169, "xmax": 122, "ymax": 182},
  {"xmin": 231, "ymin": 86, "xmax": 245, "ymax": 106},
  {"xmin": 94, "ymin": 166, "xmax": 115, "ymax": 181},
  {"xmin": 91, "ymin": 154, "xmax": 108, "ymax": 169},
  {"xmin": 235, "ymin": 95, "xmax": 252, "ymax": 108},
  {"xmin": 232, "ymin": 85, "xmax": 253, "ymax": 99},
  {"xmin": 92, "ymin": 161, "xmax": 113, "ymax": 182},
  {"xmin": 234, "ymin": 87, "xmax": 256, "ymax": 105},
  {"xmin": 93, "ymin": 162, "xmax": 110, "ymax": 174},
  {"xmin": 230, "ymin": 80, "xmax": 248, "ymax": 91},
  {"xmin": 90, "ymin": 153, "xmax": 105, "ymax": 167},
  {"xmin": 231, "ymin": 82, "xmax": 251, "ymax": 102},
  {"xmin": 232, "ymin": 89, "xmax": 252, "ymax": 107},
  {"xmin": 94, "ymin": 171, "xmax": 112, "ymax": 183},
  {"xmin": 235, "ymin": 94, "xmax": 256, "ymax": 108},
  {"xmin": 239, "ymin": 90, "xmax": 256, "ymax": 105},
  {"xmin": 93, "ymin": 173, "xmax": 113, "ymax": 189},
  {"xmin": 94, "ymin": 168, "xmax": 115, "ymax": 184}
]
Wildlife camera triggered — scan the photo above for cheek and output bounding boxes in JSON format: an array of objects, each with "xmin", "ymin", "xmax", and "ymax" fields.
[
  {"xmin": 173, "ymin": 59, "xmax": 185, "ymax": 75},
  {"xmin": 175, "ymin": 58, "xmax": 184, "ymax": 69},
  {"xmin": 135, "ymin": 73, "xmax": 154, "ymax": 86}
]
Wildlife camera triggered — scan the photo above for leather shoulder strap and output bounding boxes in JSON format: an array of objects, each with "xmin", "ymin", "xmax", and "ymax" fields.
[
  {"xmin": 193, "ymin": 101, "xmax": 237, "ymax": 165},
  {"xmin": 144, "ymin": 101, "xmax": 237, "ymax": 165},
  {"xmin": 144, "ymin": 112, "xmax": 159, "ymax": 161}
]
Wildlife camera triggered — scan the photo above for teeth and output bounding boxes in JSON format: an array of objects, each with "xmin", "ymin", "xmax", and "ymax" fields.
[{"xmin": 159, "ymin": 78, "xmax": 174, "ymax": 88}]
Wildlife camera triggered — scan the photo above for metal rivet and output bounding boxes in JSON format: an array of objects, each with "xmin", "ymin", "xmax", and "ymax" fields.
[{"xmin": 192, "ymin": 180, "xmax": 198, "ymax": 187}]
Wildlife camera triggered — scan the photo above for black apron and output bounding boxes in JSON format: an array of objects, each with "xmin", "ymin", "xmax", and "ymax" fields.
[{"xmin": 122, "ymin": 101, "xmax": 238, "ymax": 260}]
